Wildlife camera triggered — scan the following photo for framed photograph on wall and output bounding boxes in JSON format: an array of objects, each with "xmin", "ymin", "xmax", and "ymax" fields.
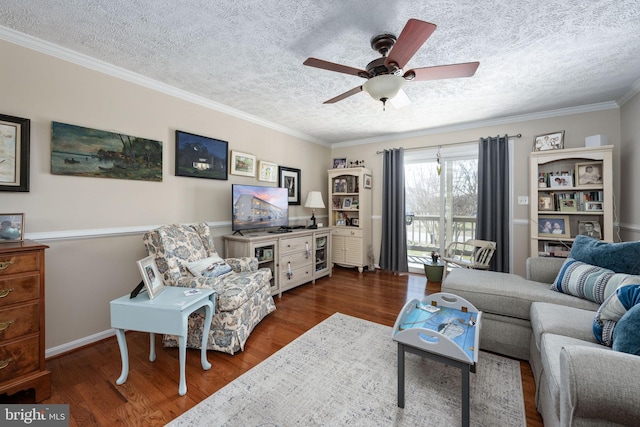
[
  {"xmin": 230, "ymin": 150, "xmax": 256, "ymax": 177},
  {"xmin": 0, "ymin": 114, "xmax": 30, "ymax": 192},
  {"xmin": 258, "ymin": 160, "xmax": 278, "ymax": 182},
  {"xmin": 538, "ymin": 215, "xmax": 571, "ymax": 238},
  {"xmin": 175, "ymin": 130, "xmax": 228, "ymax": 180},
  {"xmin": 575, "ymin": 162, "xmax": 603, "ymax": 186},
  {"xmin": 533, "ymin": 131, "xmax": 565, "ymax": 152},
  {"xmin": 364, "ymin": 174, "xmax": 372, "ymax": 189},
  {"xmin": 136, "ymin": 255, "xmax": 164, "ymax": 299},
  {"xmin": 0, "ymin": 213, "xmax": 24, "ymax": 242},
  {"xmin": 278, "ymin": 166, "xmax": 301, "ymax": 205}
]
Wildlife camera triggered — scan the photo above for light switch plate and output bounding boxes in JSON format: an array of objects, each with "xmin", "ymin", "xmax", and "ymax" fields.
[{"xmin": 518, "ymin": 196, "xmax": 529, "ymax": 205}]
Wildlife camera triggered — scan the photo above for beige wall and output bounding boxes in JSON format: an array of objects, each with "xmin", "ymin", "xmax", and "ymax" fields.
[
  {"xmin": 332, "ymin": 107, "xmax": 623, "ymax": 278},
  {"xmin": 620, "ymin": 92, "xmax": 640, "ymax": 241},
  {"xmin": 0, "ymin": 40, "xmax": 330, "ymax": 353}
]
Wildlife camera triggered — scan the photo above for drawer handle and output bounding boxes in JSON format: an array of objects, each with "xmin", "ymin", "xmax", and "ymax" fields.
[
  {"xmin": 0, "ymin": 358, "xmax": 12, "ymax": 369},
  {"xmin": 0, "ymin": 288, "xmax": 14, "ymax": 298},
  {"xmin": 0, "ymin": 259, "xmax": 15, "ymax": 270},
  {"xmin": 0, "ymin": 320, "xmax": 14, "ymax": 331}
]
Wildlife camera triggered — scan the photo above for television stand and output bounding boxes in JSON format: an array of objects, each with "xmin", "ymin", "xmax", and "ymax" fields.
[{"xmin": 268, "ymin": 227, "xmax": 292, "ymax": 234}]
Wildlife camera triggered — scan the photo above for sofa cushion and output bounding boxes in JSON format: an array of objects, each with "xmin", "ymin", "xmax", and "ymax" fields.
[
  {"xmin": 569, "ymin": 235, "xmax": 640, "ymax": 275},
  {"xmin": 593, "ymin": 284, "xmax": 640, "ymax": 346},
  {"xmin": 613, "ymin": 303, "xmax": 640, "ymax": 355},
  {"xmin": 530, "ymin": 302, "xmax": 597, "ymax": 352},
  {"xmin": 551, "ymin": 258, "xmax": 640, "ymax": 304},
  {"xmin": 441, "ymin": 269, "xmax": 598, "ymax": 321}
]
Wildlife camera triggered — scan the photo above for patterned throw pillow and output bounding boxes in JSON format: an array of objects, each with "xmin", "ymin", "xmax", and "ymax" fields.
[
  {"xmin": 551, "ymin": 258, "xmax": 640, "ymax": 304},
  {"xmin": 186, "ymin": 256, "xmax": 233, "ymax": 278},
  {"xmin": 594, "ymin": 285, "xmax": 640, "ymax": 347}
]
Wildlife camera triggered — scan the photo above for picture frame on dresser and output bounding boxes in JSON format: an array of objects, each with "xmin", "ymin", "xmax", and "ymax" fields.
[
  {"xmin": 0, "ymin": 113, "xmax": 30, "ymax": 192},
  {"xmin": 0, "ymin": 212, "xmax": 24, "ymax": 242},
  {"xmin": 136, "ymin": 255, "xmax": 165, "ymax": 299},
  {"xmin": 533, "ymin": 130, "xmax": 564, "ymax": 152}
]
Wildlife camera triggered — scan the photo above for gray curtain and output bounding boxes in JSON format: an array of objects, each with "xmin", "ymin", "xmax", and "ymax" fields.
[
  {"xmin": 380, "ymin": 148, "xmax": 408, "ymax": 273},
  {"xmin": 477, "ymin": 135, "xmax": 510, "ymax": 273}
]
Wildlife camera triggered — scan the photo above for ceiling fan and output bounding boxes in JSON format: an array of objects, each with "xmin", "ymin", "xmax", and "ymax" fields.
[{"xmin": 303, "ymin": 19, "xmax": 479, "ymax": 109}]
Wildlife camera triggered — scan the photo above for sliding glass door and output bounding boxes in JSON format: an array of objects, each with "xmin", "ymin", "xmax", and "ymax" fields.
[{"xmin": 405, "ymin": 144, "xmax": 478, "ymax": 272}]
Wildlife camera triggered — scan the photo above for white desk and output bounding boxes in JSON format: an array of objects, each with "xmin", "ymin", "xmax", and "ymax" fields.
[{"xmin": 110, "ymin": 286, "xmax": 215, "ymax": 395}]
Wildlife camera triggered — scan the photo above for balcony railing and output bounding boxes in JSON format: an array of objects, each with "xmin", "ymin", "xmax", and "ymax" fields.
[{"xmin": 406, "ymin": 214, "xmax": 477, "ymax": 264}]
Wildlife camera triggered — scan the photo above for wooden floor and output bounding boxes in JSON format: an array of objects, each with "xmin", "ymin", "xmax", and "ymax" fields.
[{"xmin": 4, "ymin": 267, "xmax": 543, "ymax": 426}]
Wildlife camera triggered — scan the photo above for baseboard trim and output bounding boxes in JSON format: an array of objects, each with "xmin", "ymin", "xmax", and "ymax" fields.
[{"xmin": 46, "ymin": 329, "xmax": 116, "ymax": 359}]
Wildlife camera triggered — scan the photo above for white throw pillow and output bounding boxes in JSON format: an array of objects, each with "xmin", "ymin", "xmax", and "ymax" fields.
[{"xmin": 186, "ymin": 256, "xmax": 233, "ymax": 278}]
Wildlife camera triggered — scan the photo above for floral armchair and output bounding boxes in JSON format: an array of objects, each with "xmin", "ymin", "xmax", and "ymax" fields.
[{"xmin": 143, "ymin": 223, "xmax": 275, "ymax": 354}]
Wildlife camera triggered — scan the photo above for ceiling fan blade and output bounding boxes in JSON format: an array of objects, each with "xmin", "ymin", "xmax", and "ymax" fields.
[
  {"xmin": 390, "ymin": 89, "xmax": 411, "ymax": 109},
  {"xmin": 323, "ymin": 86, "xmax": 363, "ymax": 104},
  {"xmin": 303, "ymin": 58, "xmax": 368, "ymax": 78},
  {"xmin": 385, "ymin": 19, "xmax": 437, "ymax": 69},
  {"xmin": 404, "ymin": 62, "xmax": 480, "ymax": 81}
]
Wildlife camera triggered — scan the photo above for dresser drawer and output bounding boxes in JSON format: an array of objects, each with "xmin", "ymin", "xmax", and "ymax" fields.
[
  {"xmin": 279, "ymin": 265, "xmax": 313, "ymax": 290},
  {"xmin": 0, "ymin": 252, "xmax": 41, "ymax": 276},
  {"xmin": 0, "ymin": 273, "xmax": 40, "ymax": 306},
  {"xmin": 280, "ymin": 250, "xmax": 312, "ymax": 270},
  {"xmin": 0, "ymin": 335, "xmax": 40, "ymax": 383},
  {"xmin": 332, "ymin": 228, "xmax": 363, "ymax": 238},
  {"xmin": 279, "ymin": 235, "xmax": 312, "ymax": 254},
  {"xmin": 0, "ymin": 303, "xmax": 39, "ymax": 342}
]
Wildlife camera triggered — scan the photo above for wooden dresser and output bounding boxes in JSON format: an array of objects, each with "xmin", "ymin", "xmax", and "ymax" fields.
[{"xmin": 0, "ymin": 240, "xmax": 50, "ymax": 402}]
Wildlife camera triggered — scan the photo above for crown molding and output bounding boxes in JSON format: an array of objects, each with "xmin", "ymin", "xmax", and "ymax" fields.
[{"xmin": 0, "ymin": 25, "xmax": 327, "ymax": 147}]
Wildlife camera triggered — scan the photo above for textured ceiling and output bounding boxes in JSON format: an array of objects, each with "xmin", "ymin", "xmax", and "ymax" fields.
[{"xmin": 1, "ymin": 1, "xmax": 640, "ymax": 145}]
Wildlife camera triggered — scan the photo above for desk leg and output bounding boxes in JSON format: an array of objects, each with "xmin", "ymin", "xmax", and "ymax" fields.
[
  {"xmin": 461, "ymin": 364, "xmax": 470, "ymax": 427},
  {"xmin": 397, "ymin": 342, "xmax": 405, "ymax": 408},
  {"xmin": 200, "ymin": 302, "xmax": 213, "ymax": 371},
  {"xmin": 115, "ymin": 329, "xmax": 129, "ymax": 385},
  {"xmin": 149, "ymin": 332, "xmax": 156, "ymax": 362}
]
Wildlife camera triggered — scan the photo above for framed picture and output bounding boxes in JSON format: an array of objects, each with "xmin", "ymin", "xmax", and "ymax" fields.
[
  {"xmin": 533, "ymin": 131, "xmax": 565, "ymax": 152},
  {"xmin": 543, "ymin": 242, "xmax": 571, "ymax": 257},
  {"xmin": 0, "ymin": 213, "xmax": 24, "ymax": 242},
  {"xmin": 136, "ymin": 255, "xmax": 164, "ymax": 299},
  {"xmin": 0, "ymin": 114, "xmax": 30, "ymax": 192},
  {"xmin": 278, "ymin": 166, "xmax": 301, "ymax": 205},
  {"xmin": 332, "ymin": 197, "xmax": 341, "ymax": 209},
  {"xmin": 332, "ymin": 158, "xmax": 347, "ymax": 169},
  {"xmin": 364, "ymin": 174, "xmax": 372, "ymax": 189},
  {"xmin": 559, "ymin": 198, "xmax": 577, "ymax": 212},
  {"xmin": 585, "ymin": 201, "xmax": 604, "ymax": 212},
  {"xmin": 538, "ymin": 196, "xmax": 554, "ymax": 211},
  {"xmin": 336, "ymin": 219, "xmax": 346, "ymax": 226},
  {"xmin": 230, "ymin": 150, "xmax": 256, "ymax": 177},
  {"xmin": 175, "ymin": 130, "xmax": 228, "ymax": 180},
  {"xmin": 352, "ymin": 218, "xmax": 359, "ymax": 226},
  {"xmin": 537, "ymin": 173, "xmax": 548, "ymax": 188},
  {"xmin": 538, "ymin": 215, "xmax": 571, "ymax": 238},
  {"xmin": 549, "ymin": 174, "xmax": 573, "ymax": 188},
  {"xmin": 575, "ymin": 162, "xmax": 603, "ymax": 186},
  {"xmin": 342, "ymin": 197, "xmax": 352, "ymax": 209},
  {"xmin": 258, "ymin": 160, "xmax": 278, "ymax": 182},
  {"xmin": 578, "ymin": 220, "xmax": 602, "ymax": 240}
]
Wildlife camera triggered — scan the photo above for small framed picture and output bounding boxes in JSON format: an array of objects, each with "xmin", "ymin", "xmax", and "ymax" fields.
[
  {"xmin": 258, "ymin": 160, "xmax": 278, "ymax": 182},
  {"xmin": 332, "ymin": 158, "xmax": 347, "ymax": 169},
  {"xmin": 332, "ymin": 197, "xmax": 341, "ymax": 209},
  {"xmin": 351, "ymin": 218, "xmax": 360, "ymax": 226},
  {"xmin": 364, "ymin": 174, "xmax": 372, "ymax": 189},
  {"xmin": 578, "ymin": 220, "xmax": 602, "ymax": 240},
  {"xmin": 0, "ymin": 114, "xmax": 30, "ymax": 192},
  {"xmin": 575, "ymin": 162, "xmax": 603, "ymax": 186},
  {"xmin": 263, "ymin": 248, "xmax": 273, "ymax": 260},
  {"xmin": 0, "ymin": 213, "xmax": 24, "ymax": 242},
  {"xmin": 230, "ymin": 150, "xmax": 256, "ymax": 177},
  {"xmin": 136, "ymin": 255, "xmax": 165, "ymax": 299},
  {"xmin": 538, "ymin": 196, "xmax": 554, "ymax": 211},
  {"xmin": 537, "ymin": 173, "xmax": 548, "ymax": 188},
  {"xmin": 549, "ymin": 174, "xmax": 573, "ymax": 188},
  {"xmin": 559, "ymin": 199, "xmax": 577, "ymax": 212},
  {"xmin": 533, "ymin": 131, "xmax": 565, "ymax": 152},
  {"xmin": 336, "ymin": 219, "xmax": 346, "ymax": 226},
  {"xmin": 342, "ymin": 197, "xmax": 352, "ymax": 209},
  {"xmin": 538, "ymin": 215, "xmax": 571, "ymax": 238},
  {"xmin": 585, "ymin": 201, "xmax": 604, "ymax": 212},
  {"xmin": 278, "ymin": 166, "xmax": 301, "ymax": 205}
]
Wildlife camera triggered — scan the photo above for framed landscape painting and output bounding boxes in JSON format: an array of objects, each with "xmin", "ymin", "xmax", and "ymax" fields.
[
  {"xmin": 230, "ymin": 151, "xmax": 256, "ymax": 177},
  {"xmin": 175, "ymin": 130, "xmax": 228, "ymax": 180}
]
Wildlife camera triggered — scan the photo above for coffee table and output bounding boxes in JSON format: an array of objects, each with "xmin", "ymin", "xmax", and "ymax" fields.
[{"xmin": 392, "ymin": 292, "xmax": 482, "ymax": 427}]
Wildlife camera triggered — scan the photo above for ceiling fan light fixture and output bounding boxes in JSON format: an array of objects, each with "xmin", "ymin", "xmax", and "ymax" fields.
[{"xmin": 363, "ymin": 74, "xmax": 406, "ymax": 106}]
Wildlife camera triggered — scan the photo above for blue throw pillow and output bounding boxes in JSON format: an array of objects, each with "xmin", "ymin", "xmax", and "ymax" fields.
[
  {"xmin": 593, "ymin": 285, "xmax": 640, "ymax": 346},
  {"xmin": 613, "ymin": 303, "xmax": 640, "ymax": 355},
  {"xmin": 569, "ymin": 235, "xmax": 640, "ymax": 275}
]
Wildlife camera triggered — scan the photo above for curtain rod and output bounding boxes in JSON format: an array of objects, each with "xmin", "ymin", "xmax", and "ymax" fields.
[{"xmin": 375, "ymin": 133, "xmax": 522, "ymax": 154}]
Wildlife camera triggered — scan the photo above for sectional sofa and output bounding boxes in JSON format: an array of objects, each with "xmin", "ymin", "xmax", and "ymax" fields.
[{"xmin": 441, "ymin": 238, "xmax": 640, "ymax": 426}]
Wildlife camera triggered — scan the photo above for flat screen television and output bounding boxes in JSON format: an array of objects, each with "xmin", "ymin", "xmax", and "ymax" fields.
[{"xmin": 232, "ymin": 184, "xmax": 289, "ymax": 233}]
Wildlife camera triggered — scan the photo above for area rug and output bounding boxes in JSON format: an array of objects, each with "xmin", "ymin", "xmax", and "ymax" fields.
[{"xmin": 167, "ymin": 313, "xmax": 525, "ymax": 426}]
